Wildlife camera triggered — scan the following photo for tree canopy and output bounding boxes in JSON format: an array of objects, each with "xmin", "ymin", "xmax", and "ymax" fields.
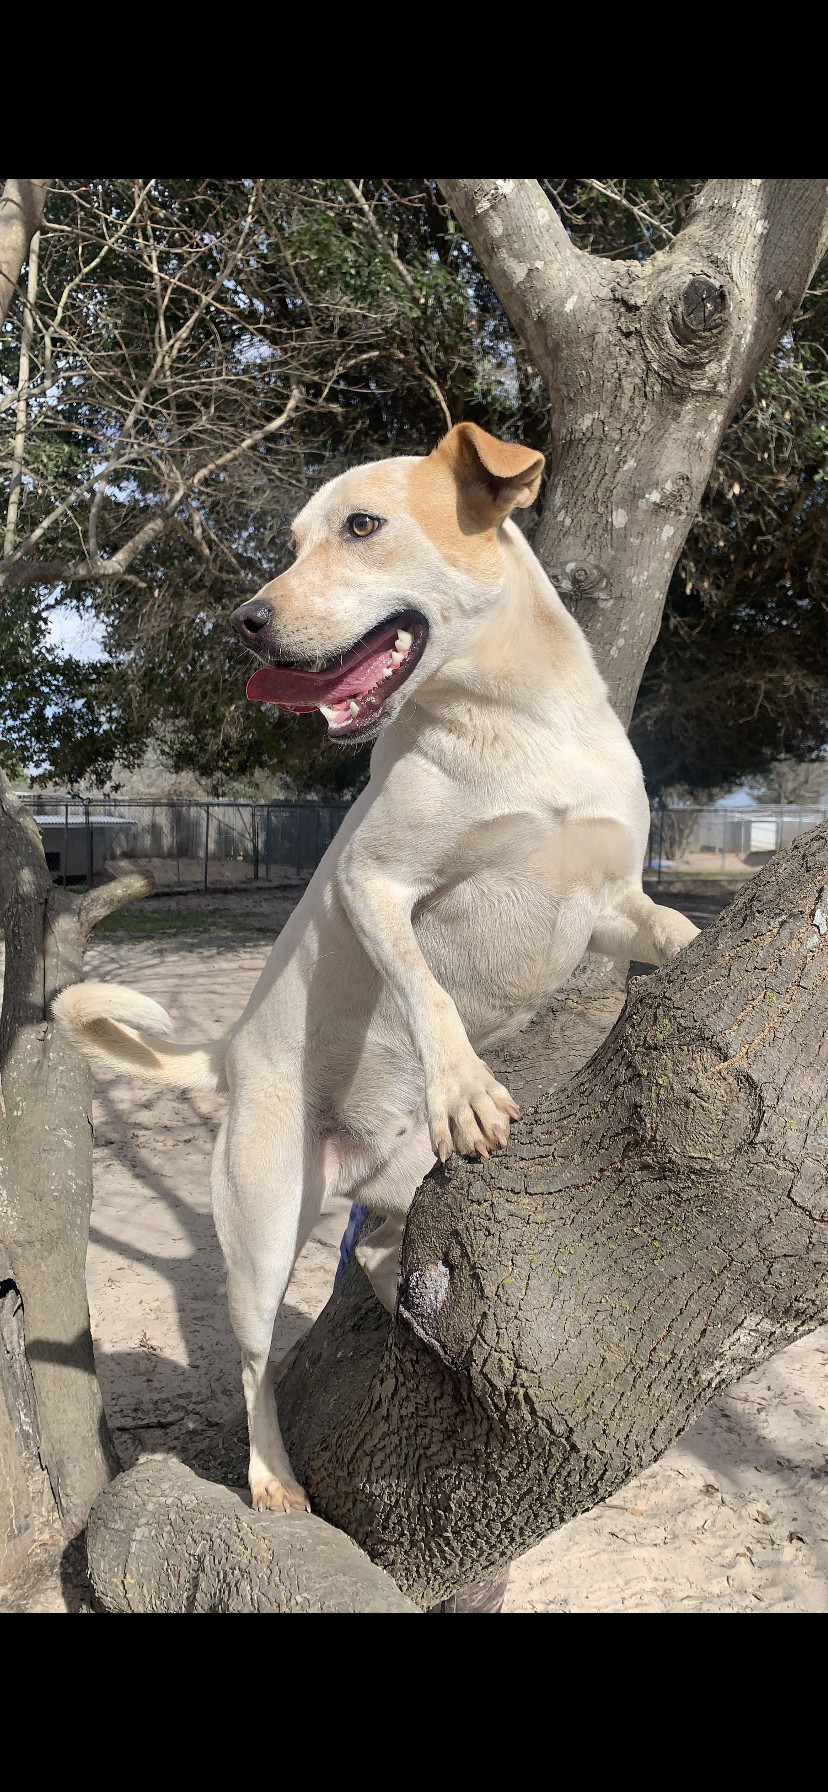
[{"xmin": 2, "ymin": 177, "xmax": 826, "ymax": 797}]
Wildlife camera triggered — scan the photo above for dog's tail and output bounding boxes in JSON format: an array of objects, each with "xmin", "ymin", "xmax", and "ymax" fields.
[{"xmin": 52, "ymin": 982, "xmax": 229, "ymax": 1092}]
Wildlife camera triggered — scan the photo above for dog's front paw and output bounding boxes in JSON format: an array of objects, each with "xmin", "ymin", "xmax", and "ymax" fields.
[
  {"xmin": 650, "ymin": 908, "xmax": 700, "ymax": 964},
  {"xmin": 427, "ymin": 1054, "xmax": 520, "ymax": 1163},
  {"xmin": 250, "ymin": 1474, "xmax": 310, "ymax": 1514}
]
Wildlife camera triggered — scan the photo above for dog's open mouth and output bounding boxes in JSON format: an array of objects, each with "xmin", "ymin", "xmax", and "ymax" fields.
[{"xmin": 245, "ymin": 613, "xmax": 428, "ymax": 739}]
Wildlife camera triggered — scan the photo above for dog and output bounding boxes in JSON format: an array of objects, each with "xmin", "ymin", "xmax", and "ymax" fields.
[{"xmin": 55, "ymin": 423, "xmax": 698, "ymax": 1513}]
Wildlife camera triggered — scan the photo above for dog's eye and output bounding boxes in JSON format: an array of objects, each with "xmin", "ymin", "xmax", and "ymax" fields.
[{"xmin": 346, "ymin": 513, "xmax": 382, "ymax": 539}]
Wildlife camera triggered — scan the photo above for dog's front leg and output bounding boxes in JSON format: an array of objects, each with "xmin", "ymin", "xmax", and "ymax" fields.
[{"xmin": 338, "ymin": 848, "xmax": 518, "ymax": 1162}]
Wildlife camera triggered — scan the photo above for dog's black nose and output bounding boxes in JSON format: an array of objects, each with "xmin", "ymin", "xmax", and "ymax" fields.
[{"xmin": 232, "ymin": 599, "xmax": 274, "ymax": 642}]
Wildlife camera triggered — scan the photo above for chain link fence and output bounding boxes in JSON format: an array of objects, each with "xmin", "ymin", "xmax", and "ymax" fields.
[
  {"xmin": 18, "ymin": 795, "xmax": 827, "ymax": 892},
  {"xmin": 17, "ymin": 796, "xmax": 351, "ymax": 889},
  {"xmin": 647, "ymin": 804, "xmax": 826, "ymax": 880}
]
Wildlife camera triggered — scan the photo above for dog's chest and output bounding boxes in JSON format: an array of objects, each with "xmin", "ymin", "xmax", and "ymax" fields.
[{"xmin": 412, "ymin": 860, "xmax": 585, "ymax": 1040}]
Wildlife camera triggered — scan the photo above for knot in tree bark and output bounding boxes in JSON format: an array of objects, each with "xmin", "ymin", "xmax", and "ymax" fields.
[
  {"xmin": 671, "ymin": 276, "xmax": 730, "ymax": 350},
  {"xmin": 620, "ymin": 1018, "xmax": 764, "ymax": 1171},
  {"xmin": 639, "ymin": 264, "xmax": 734, "ymax": 390},
  {"xmin": 549, "ymin": 561, "xmax": 611, "ymax": 602}
]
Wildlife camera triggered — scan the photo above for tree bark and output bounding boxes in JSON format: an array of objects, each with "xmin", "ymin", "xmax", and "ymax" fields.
[
  {"xmin": 279, "ymin": 823, "xmax": 828, "ymax": 1605},
  {"xmin": 0, "ymin": 773, "xmax": 153, "ymax": 1574},
  {"xmin": 4, "ymin": 228, "xmax": 41, "ymax": 557},
  {"xmin": 438, "ymin": 179, "xmax": 828, "ymax": 724},
  {"xmin": 0, "ymin": 180, "xmax": 49, "ymax": 331}
]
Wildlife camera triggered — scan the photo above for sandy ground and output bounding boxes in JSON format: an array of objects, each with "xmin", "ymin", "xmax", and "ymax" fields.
[{"xmin": 3, "ymin": 894, "xmax": 827, "ymax": 1612}]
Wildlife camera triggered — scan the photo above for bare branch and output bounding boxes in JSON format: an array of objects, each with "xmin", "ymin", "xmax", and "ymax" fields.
[
  {"xmin": 418, "ymin": 347, "xmax": 452, "ymax": 430},
  {"xmin": 41, "ymin": 180, "xmax": 156, "ymax": 370},
  {"xmin": 3, "ymin": 231, "xmax": 40, "ymax": 556},
  {"xmin": 344, "ymin": 179, "xmax": 423, "ymax": 304},
  {"xmin": 86, "ymin": 190, "xmax": 259, "ymax": 567},
  {"xmin": 191, "ymin": 386, "xmax": 303, "ymax": 488},
  {"xmin": 582, "ymin": 178, "xmax": 676, "ymax": 244}
]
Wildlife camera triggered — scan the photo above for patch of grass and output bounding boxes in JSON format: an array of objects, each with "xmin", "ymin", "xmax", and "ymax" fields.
[{"xmin": 92, "ymin": 906, "xmax": 280, "ymax": 940}]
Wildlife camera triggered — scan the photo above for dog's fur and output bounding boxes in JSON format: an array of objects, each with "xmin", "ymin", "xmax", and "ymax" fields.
[{"xmin": 55, "ymin": 424, "xmax": 698, "ymax": 1512}]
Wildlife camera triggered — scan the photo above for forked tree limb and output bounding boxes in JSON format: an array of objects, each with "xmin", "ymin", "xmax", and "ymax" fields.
[{"xmin": 439, "ymin": 179, "xmax": 828, "ymax": 724}]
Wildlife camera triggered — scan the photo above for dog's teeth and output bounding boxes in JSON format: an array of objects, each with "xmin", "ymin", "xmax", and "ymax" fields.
[
  {"xmin": 348, "ymin": 700, "xmax": 360, "ymax": 717},
  {"xmin": 319, "ymin": 704, "xmax": 338, "ymax": 723},
  {"xmin": 382, "ymin": 666, "xmax": 394, "ymax": 679},
  {"xmin": 394, "ymin": 631, "xmax": 412, "ymax": 652},
  {"xmin": 391, "ymin": 651, "xmax": 404, "ymax": 665}
]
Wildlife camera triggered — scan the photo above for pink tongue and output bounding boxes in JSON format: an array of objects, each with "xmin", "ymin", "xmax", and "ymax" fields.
[{"xmin": 246, "ymin": 629, "xmax": 398, "ymax": 711}]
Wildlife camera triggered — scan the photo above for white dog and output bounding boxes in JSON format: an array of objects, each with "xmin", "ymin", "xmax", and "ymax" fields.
[{"xmin": 55, "ymin": 424, "xmax": 698, "ymax": 1514}]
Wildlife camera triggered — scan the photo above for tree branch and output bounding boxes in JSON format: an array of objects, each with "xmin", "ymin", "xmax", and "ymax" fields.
[
  {"xmin": 3, "ymin": 230, "xmax": 41, "ymax": 557},
  {"xmin": 440, "ymin": 179, "xmax": 828, "ymax": 727},
  {"xmin": 191, "ymin": 386, "xmax": 303, "ymax": 488},
  {"xmin": 344, "ymin": 179, "xmax": 423, "ymax": 304},
  {"xmin": 438, "ymin": 177, "xmax": 589, "ymax": 377},
  {"xmin": 78, "ymin": 871, "xmax": 155, "ymax": 938},
  {"xmin": 0, "ymin": 180, "xmax": 49, "ymax": 330}
]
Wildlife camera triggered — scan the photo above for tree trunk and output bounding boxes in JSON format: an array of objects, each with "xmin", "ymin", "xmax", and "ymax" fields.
[
  {"xmin": 439, "ymin": 179, "xmax": 828, "ymax": 724},
  {"xmin": 0, "ymin": 774, "xmax": 153, "ymax": 1575},
  {"xmin": 279, "ymin": 823, "xmax": 828, "ymax": 1605}
]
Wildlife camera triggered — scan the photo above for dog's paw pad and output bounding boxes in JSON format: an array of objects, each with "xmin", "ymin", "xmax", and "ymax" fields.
[{"xmin": 251, "ymin": 1476, "xmax": 310, "ymax": 1514}]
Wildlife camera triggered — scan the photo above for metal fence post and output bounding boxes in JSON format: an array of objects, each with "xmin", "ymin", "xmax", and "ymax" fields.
[
  {"xmin": 85, "ymin": 798, "xmax": 93, "ymax": 886},
  {"xmin": 173, "ymin": 800, "xmax": 180, "ymax": 884},
  {"xmin": 265, "ymin": 806, "xmax": 271, "ymax": 879},
  {"xmin": 63, "ymin": 800, "xmax": 68, "ymax": 887},
  {"xmin": 252, "ymin": 804, "xmax": 259, "ymax": 880},
  {"xmin": 203, "ymin": 803, "xmax": 210, "ymax": 892}
]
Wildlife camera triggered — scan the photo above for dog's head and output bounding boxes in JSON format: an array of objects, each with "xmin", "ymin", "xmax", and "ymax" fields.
[{"xmin": 232, "ymin": 423, "xmax": 544, "ymax": 743}]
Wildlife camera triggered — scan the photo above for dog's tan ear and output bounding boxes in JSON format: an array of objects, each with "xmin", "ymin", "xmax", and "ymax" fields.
[{"xmin": 438, "ymin": 422, "xmax": 544, "ymax": 525}]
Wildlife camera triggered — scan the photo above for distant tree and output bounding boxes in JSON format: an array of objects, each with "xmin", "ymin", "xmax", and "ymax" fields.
[{"xmin": 747, "ymin": 757, "xmax": 828, "ymax": 806}]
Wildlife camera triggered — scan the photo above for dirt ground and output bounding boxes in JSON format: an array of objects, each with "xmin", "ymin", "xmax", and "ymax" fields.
[{"xmin": 3, "ymin": 882, "xmax": 827, "ymax": 1612}]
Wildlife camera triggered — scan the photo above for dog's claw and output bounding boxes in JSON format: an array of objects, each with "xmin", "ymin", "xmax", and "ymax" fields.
[{"xmin": 251, "ymin": 1476, "xmax": 310, "ymax": 1514}]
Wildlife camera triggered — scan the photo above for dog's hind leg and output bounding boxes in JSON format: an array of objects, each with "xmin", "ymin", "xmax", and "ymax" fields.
[
  {"xmin": 211, "ymin": 1093, "xmax": 320, "ymax": 1513},
  {"xmin": 354, "ymin": 1124, "xmax": 436, "ymax": 1314}
]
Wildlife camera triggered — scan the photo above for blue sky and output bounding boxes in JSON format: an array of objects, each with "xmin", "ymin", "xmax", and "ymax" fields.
[{"xmin": 45, "ymin": 604, "xmax": 106, "ymax": 662}]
